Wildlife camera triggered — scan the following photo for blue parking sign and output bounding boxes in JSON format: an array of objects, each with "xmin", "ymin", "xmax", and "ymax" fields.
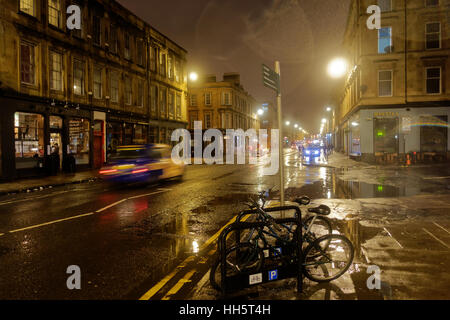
[{"xmin": 268, "ymin": 270, "xmax": 278, "ymax": 281}]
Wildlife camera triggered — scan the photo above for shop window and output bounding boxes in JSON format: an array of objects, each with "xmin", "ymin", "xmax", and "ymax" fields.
[
  {"xmin": 49, "ymin": 116, "xmax": 62, "ymax": 129},
  {"xmin": 107, "ymin": 122, "xmax": 122, "ymax": 155},
  {"xmin": 14, "ymin": 112, "xmax": 44, "ymax": 169},
  {"xmin": 133, "ymin": 125, "xmax": 148, "ymax": 144},
  {"xmin": 374, "ymin": 118, "xmax": 399, "ymax": 154},
  {"xmin": 124, "ymin": 125, "xmax": 133, "ymax": 145},
  {"xmin": 420, "ymin": 116, "xmax": 448, "ymax": 153},
  {"xmin": 69, "ymin": 119, "xmax": 90, "ymax": 165}
]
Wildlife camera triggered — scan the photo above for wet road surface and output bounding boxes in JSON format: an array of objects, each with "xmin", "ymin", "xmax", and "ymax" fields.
[{"xmin": 1, "ymin": 150, "xmax": 450, "ymax": 300}]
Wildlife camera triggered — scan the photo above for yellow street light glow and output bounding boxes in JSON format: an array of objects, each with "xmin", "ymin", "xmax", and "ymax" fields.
[
  {"xmin": 189, "ymin": 72, "xmax": 198, "ymax": 82},
  {"xmin": 322, "ymin": 118, "xmax": 327, "ymax": 124},
  {"xmin": 327, "ymin": 58, "xmax": 348, "ymax": 78},
  {"xmin": 286, "ymin": 121, "xmax": 290, "ymax": 126}
]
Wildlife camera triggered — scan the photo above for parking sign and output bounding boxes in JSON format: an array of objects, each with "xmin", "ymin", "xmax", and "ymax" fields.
[{"xmin": 268, "ymin": 270, "xmax": 278, "ymax": 281}]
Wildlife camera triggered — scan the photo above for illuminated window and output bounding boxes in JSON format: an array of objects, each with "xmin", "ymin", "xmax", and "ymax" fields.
[
  {"xmin": 205, "ymin": 92, "xmax": 212, "ymax": 105},
  {"xmin": 20, "ymin": 0, "xmax": 35, "ymax": 16},
  {"xmin": 48, "ymin": 0, "xmax": 62, "ymax": 28},
  {"xmin": 190, "ymin": 94, "xmax": 197, "ymax": 106},
  {"xmin": 73, "ymin": 59, "xmax": 85, "ymax": 95},
  {"xmin": 168, "ymin": 91, "xmax": 175, "ymax": 115},
  {"xmin": 176, "ymin": 94, "xmax": 181, "ymax": 118},
  {"xmin": 69, "ymin": 119, "xmax": 90, "ymax": 165},
  {"xmin": 160, "ymin": 87, "xmax": 167, "ymax": 116},
  {"xmin": 378, "ymin": 27, "xmax": 392, "ymax": 54},
  {"xmin": 50, "ymin": 51, "xmax": 62, "ymax": 91}
]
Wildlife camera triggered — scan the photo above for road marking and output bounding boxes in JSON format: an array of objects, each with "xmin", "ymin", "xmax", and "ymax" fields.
[
  {"xmin": 139, "ymin": 213, "xmax": 250, "ymax": 300},
  {"xmin": 6, "ymin": 189, "xmax": 171, "ymax": 235},
  {"xmin": 0, "ymin": 190, "xmax": 70, "ymax": 206},
  {"xmin": 9, "ymin": 212, "xmax": 95, "ymax": 233},
  {"xmin": 95, "ymin": 199, "xmax": 128, "ymax": 213},
  {"xmin": 423, "ymin": 228, "xmax": 449, "ymax": 249},
  {"xmin": 383, "ymin": 227, "xmax": 404, "ymax": 249},
  {"xmin": 126, "ymin": 189, "xmax": 169, "ymax": 200},
  {"xmin": 161, "ymin": 269, "xmax": 197, "ymax": 300},
  {"xmin": 433, "ymin": 222, "xmax": 450, "ymax": 235}
]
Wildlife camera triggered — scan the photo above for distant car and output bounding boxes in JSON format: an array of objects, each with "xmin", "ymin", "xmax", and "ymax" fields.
[
  {"xmin": 303, "ymin": 143, "xmax": 322, "ymax": 159},
  {"xmin": 99, "ymin": 144, "xmax": 185, "ymax": 183}
]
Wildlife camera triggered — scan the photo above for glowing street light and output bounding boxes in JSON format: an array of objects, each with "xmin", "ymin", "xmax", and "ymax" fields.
[
  {"xmin": 322, "ymin": 118, "xmax": 327, "ymax": 124},
  {"xmin": 327, "ymin": 58, "xmax": 348, "ymax": 78},
  {"xmin": 257, "ymin": 109, "xmax": 264, "ymax": 116},
  {"xmin": 326, "ymin": 107, "xmax": 332, "ymax": 112},
  {"xmin": 189, "ymin": 72, "xmax": 198, "ymax": 82},
  {"xmin": 294, "ymin": 124, "xmax": 298, "ymax": 128},
  {"xmin": 285, "ymin": 121, "xmax": 291, "ymax": 126}
]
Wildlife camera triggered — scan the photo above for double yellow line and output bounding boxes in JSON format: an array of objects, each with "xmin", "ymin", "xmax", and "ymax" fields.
[{"xmin": 139, "ymin": 213, "xmax": 250, "ymax": 300}]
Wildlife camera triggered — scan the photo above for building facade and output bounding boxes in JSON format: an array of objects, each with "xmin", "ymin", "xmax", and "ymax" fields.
[
  {"xmin": 187, "ymin": 73, "xmax": 260, "ymax": 132},
  {"xmin": 335, "ymin": 0, "xmax": 450, "ymax": 163},
  {"xmin": 0, "ymin": 0, "xmax": 188, "ymax": 180}
]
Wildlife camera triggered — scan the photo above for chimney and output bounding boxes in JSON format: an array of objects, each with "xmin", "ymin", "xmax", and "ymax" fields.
[
  {"xmin": 223, "ymin": 73, "xmax": 240, "ymax": 85},
  {"xmin": 204, "ymin": 74, "xmax": 217, "ymax": 82}
]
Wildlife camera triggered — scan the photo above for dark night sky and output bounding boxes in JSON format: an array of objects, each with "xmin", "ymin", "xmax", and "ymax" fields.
[{"xmin": 118, "ymin": 0, "xmax": 351, "ymax": 133}]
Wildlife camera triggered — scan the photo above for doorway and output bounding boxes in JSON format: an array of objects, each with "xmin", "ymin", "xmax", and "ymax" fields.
[{"xmin": 50, "ymin": 132, "xmax": 62, "ymax": 170}]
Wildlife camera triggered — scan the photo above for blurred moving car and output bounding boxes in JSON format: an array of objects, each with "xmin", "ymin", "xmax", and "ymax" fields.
[
  {"xmin": 302, "ymin": 142, "xmax": 322, "ymax": 159},
  {"xmin": 99, "ymin": 144, "xmax": 185, "ymax": 183}
]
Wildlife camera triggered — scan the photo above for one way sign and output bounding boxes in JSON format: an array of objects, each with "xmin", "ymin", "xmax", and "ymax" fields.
[{"xmin": 262, "ymin": 64, "xmax": 280, "ymax": 93}]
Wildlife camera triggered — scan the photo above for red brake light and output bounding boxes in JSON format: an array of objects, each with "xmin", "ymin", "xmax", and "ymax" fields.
[
  {"xmin": 100, "ymin": 169, "xmax": 117, "ymax": 175},
  {"xmin": 131, "ymin": 168, "xmax": 149, "ymax": 174}
]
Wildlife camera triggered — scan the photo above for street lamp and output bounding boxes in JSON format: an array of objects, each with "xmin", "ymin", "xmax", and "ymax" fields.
[
  {"xmin": 285, "ymin": 121, "xmax": 290, "ymax": 126},
  {"xmin": 326, "ymin": 107, "xmax": 332, "ymax": 112},
  {"xmin": 189, "ymin": 72, "xmax": 198, "ymax": 82},
  {"xmin": 257, "ymin": 109, "xmax": 264, "ymax": 116},
  {"xmin": 322, "ymin": 118, "xmax": 327, "ymax": 124},
  {"xmin": 327, "ymin": 58, "xmax": 348, "ymax": 79},
  {"xmin": 294, "ymin": 124, "xmax": 298, "ymax": 128}
]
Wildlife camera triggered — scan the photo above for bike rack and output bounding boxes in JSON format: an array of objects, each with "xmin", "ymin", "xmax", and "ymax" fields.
[{"xmin": 217, "ymin": 206, "xmax": 303, "ymax": 295}]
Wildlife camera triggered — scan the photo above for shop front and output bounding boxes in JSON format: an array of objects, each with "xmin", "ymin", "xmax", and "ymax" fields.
[
  {"xmin": 344, "ymin": 106, "xmax": 450, "ymax": 164},
  {"xmin": 1, "ymin": 96, "xmax": 93, "ymax": 180}
]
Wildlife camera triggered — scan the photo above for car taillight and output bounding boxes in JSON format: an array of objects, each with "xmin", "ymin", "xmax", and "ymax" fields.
[
  {"xmin": 131, "ymin": 168, "xmax": 149, "ymax": 174},
  {"xmin": 99, "ymin": 169, "xmax": 117, "ymax": 175}
]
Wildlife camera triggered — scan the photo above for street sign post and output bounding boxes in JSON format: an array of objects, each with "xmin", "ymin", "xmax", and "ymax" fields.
[{"xmin": 262, "ymin": 62, "xmax": 284, "ymax": 207}]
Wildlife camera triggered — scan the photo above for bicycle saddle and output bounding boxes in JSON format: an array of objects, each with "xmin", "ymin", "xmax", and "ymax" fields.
[
  {"xmin": 308, "ymin": 205, "xmax": 331, "ymax": 216},
  {"xmin": 294, "ymin": 196, "xmax": 311, "ymax": 206}
]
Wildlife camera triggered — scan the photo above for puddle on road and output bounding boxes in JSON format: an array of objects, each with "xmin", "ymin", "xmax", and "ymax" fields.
[{"xmin": 287, "ymin": 168, "xmax": 426, "ymax": 200}]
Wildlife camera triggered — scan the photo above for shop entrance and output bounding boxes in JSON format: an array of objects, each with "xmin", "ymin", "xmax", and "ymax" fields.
[{"xmin": 50, "ymin": 132, "xmax": 63, "ymax": 171}]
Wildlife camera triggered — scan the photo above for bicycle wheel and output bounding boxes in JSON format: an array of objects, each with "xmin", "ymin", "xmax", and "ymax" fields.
[
  {"xmin": 210, "ymin": 243, "xmax": 263, "ymax": 291},
  {"xmin": 303, "ymin": 234, "xmax": 354, "ymax": 283},
  {"xmin": 303, "ymin": 215, "xmax": 333, "ymax": 244}
]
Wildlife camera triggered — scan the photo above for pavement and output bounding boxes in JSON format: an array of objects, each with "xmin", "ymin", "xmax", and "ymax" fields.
[{"xmin": 0, "ymin": 170, "xmax": 99, "ymax": 196}]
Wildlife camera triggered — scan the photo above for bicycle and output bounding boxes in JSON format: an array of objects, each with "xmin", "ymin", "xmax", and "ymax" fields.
[{"xmin": 210, "ymin": 193, "xmax": 354, "ymax": 291}]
